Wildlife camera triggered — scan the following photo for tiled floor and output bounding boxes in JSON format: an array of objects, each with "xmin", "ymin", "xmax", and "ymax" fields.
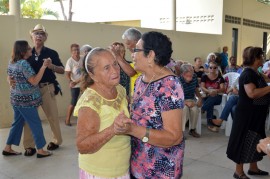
[{"xmin": 0, "ymin": 117, "xmax": 269, "ymax": 179}]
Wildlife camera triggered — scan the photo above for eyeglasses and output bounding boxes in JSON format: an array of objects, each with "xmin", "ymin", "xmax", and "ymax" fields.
[
  {"xmin": 133, "ymin": 48, "xmax": 151, "ymax": 53},
  {"xmin": 133, "ymin": 48, "xmax": 145, "ymax": 53},
  {"xmin": 209, "ymin": 66, "xmax": 217, "ymax": 69},
  {"xmin": 33, "ymin": 32, "xmax": 46, "ymax": 36}
]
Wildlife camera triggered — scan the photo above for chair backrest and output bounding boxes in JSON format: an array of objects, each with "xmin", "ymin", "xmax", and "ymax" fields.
[{"xmin": 223, "ymin": 72, "xmax": 240, "ymax": 87}]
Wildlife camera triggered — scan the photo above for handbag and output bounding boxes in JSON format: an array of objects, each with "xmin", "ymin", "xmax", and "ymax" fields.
[{"xmin": 240, "ymin": 130, "xmax": 263, "ymax": 163}]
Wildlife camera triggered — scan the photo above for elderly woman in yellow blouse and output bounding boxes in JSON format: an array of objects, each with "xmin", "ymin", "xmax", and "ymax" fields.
[{"xmin": 74, "ymin": 47, "xmax": 131, "ymax": 179}]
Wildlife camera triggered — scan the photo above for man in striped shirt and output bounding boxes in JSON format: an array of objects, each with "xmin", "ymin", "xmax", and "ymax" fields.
[{"xmin": 179, "ymin": 64, "xmax": 203, "ymax": 138}]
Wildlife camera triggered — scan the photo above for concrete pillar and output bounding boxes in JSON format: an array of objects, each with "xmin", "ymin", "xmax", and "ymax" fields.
[
  {"xmin": 171, "ymin": 0, "xmax": 176, "ymax": 31},
  {"xmin": 9, "ymin": 0, "xmax": 21, "ymax": 17},
  {"xmin": 9, "ymin": 0, "xmax": 21, "ymax": 38}
]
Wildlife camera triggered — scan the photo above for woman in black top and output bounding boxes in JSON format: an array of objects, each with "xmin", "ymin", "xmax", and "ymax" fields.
[
  {"xmin": 193, "ymin": 57, "xmax": 205, "ymax": 83},
  {"xmin": 227, "ymin": 47, "xmax": 270, "ymax": 179}
]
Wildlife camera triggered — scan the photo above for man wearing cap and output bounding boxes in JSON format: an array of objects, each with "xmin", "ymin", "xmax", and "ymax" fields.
[{"xmin": 22, "ymin": 24, "xmax": 64, "ymax": 154}]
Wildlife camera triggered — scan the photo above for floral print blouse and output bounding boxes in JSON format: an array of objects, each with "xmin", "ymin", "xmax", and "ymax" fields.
[{"xmin": 130, "ymin": 75, "xmax": 185, "ymax": 179}]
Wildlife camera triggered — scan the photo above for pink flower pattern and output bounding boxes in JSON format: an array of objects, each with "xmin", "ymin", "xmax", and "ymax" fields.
[{"xmin": 130, "ymin": 75, "xmax": 185, "ymax": 179}]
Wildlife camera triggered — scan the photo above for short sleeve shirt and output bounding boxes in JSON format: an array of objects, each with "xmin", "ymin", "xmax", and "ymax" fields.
[
  {"xmin": 73, "ymin": 85, "xmax": 131, "ymax": 177},
  {"xmin": 220, "ymin": 52, "xmax": 228, "ymax": 67},
  {"xmin": 7, "ymin": 60, "xmax": 42, "ymax": 108},
  {"xmin": 225, "ymin": 66, "xmax": 240, "ymax": 73},
  {"xmin": 29, "ymin": 46, "xmax": 64, "ymax": 83},
  {"xmin": 130, "ymin": 75, "xmax": 185, "ymax": 179},
  {"xmin": 201, "ymin": 74, "xmax": 225, "ymax": 90},
  {"xmin": 65, "ymin": 57, "xmax": 83, "ymax": 88},
  {"xmin": 239, "ymin": 68, "xmax": 270, "ymax": 106},
  {"xmin": 193, "ymin": 66, "xmax": 205, "ymax": 78},
  {"xmin": 179, "ymin": 74, "xmax": 199, "ymax": 100}
]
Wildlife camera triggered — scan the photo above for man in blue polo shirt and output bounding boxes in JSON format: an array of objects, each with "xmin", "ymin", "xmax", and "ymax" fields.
[{"xmin": 179, "ymin": 64, "xmax": 202, "ymax": 138}]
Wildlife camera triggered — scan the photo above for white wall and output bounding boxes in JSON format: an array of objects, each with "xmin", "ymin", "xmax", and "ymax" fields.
[{"xmin": 176, "ymin": 0, "xmax": 223, "ymax": 34}]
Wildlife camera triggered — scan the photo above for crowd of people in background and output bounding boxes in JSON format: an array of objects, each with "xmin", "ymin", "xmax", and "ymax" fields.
[{"xmin": 2, "ymin": 24, "xmax": 270, "ymax": 179}]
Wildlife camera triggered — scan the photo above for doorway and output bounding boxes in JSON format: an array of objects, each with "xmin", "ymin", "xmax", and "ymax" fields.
[
  {"xmin": 263, "ymin": 32, "xmax": 268, "ymax": 59},
  {"xmin": 232, "ymin": 28, "xmax": 238, "ymax": 59}
]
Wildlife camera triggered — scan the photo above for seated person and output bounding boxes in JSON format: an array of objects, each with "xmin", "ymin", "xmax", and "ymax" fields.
[
  {"xmin": 205, "ymin": 53, "xmax": 223, "ymax": 76},
  {"xmin": 193, "ymin": 57, "xmax": 205, "ymax": 83},
  {"xmin": 237, "ymin": 64, "xmax": 244, "ymax": 74},
  {"xmin": 224, "ymin": 56, "xmax": 240, "ymax": 74},
  {"xmin": 204, "ymin": 53, "xmax": 216, "ymax": 73},
  {"xmin": 179, "ymin": 64, "xmax": 202, "ymax": 138},
  {"xmin": 200, "ymin": 62, "xmax": 225, "ymax": 130},
  {"xmin": 210, "ymin": 77, "xmax": 239, "ymax": 132},
  {"xmin": 166, "ymin": 58, "xmax": 177, "ymax": 73}
]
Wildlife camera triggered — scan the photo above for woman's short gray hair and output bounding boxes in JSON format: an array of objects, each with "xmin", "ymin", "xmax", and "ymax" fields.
[
  {"xmin": 206, "ymin": 52, "xmax": 216, "ymax": 63},
  {"xmin": 180, "ymin": 63, "xmax": 194, "ymax": 74}
]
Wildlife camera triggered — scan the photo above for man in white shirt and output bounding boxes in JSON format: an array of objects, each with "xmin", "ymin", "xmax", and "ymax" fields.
[{"xmin": 65, "ymin": 43, "xmax": 83, "ymax": 126}]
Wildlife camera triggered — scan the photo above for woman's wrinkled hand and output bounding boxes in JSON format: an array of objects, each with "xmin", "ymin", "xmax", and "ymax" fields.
[
  {"xmin": 209, "ymin": 89, "xmax": 218, "ymax": 97},
  {"xmin": 257, "ymin": 137, "xmax": 270, "ymax": 156},
  {"xmin": 185, "ymin": 100, "xmax": 195, "ymax": 108},
  {"xmin": 8, "ymin": 76, "xmax": 16, "ymax": 89},
  {"xmin": 113, "ymin": 111, "xmax": 133, "ymax": 135},
  {"xmin": 43, "ymin": 58, "xmax": 51, "ymax": 68},
  {"xmin": 110, "ymin": 43, "xmax": 125, "ymax": 59}
]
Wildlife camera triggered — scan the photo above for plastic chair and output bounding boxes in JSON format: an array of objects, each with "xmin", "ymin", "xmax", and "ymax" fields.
[
  {"xmin": 213, "ymin": 94, "xmax": 227, "ymax": 129},
  {"xmin": 225, "ymin": 113, "xmax": 233, "ymax": 136},
  {"xmin": 199, "ymin": 90, "xmax": 226, "ymax": 131},
  {"xmin": 223, "ymin": 72, "xmax": 240, "ymax": 89},
  {"xmin": 222, "ymin": 72, "xmax": 240, "ymax": 135},
  {"xmin": 213, "ymin": 73, "xmax": 239, "ymax": 130}
]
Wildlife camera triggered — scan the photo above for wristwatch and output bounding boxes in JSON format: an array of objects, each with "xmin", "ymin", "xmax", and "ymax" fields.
[{"xmin": 142, "ymin": 128, "xmax": 150, "ymax": 143}]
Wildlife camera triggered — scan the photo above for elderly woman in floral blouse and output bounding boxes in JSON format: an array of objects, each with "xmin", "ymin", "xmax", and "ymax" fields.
[{"xmin": 117, "ymin": 31, "xmax": 185, "ymax": 179}]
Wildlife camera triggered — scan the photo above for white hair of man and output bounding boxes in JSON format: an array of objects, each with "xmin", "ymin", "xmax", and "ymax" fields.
[
  {"xmin": 80, "ymin": 44, "xmax": 93, "ymax": 54},
  {"xmin": 121, "ymin": 28, "xmax": 142, "ymax": 42},
  {"xmin": 180, "ymin": 63, "xmax": 194, "ymax": 75}
]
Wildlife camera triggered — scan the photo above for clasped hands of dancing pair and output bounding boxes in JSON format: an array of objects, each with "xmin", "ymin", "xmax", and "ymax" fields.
[{"xmin": 113, "ymin": 111, "xmax": 133, "ymax": 134}]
